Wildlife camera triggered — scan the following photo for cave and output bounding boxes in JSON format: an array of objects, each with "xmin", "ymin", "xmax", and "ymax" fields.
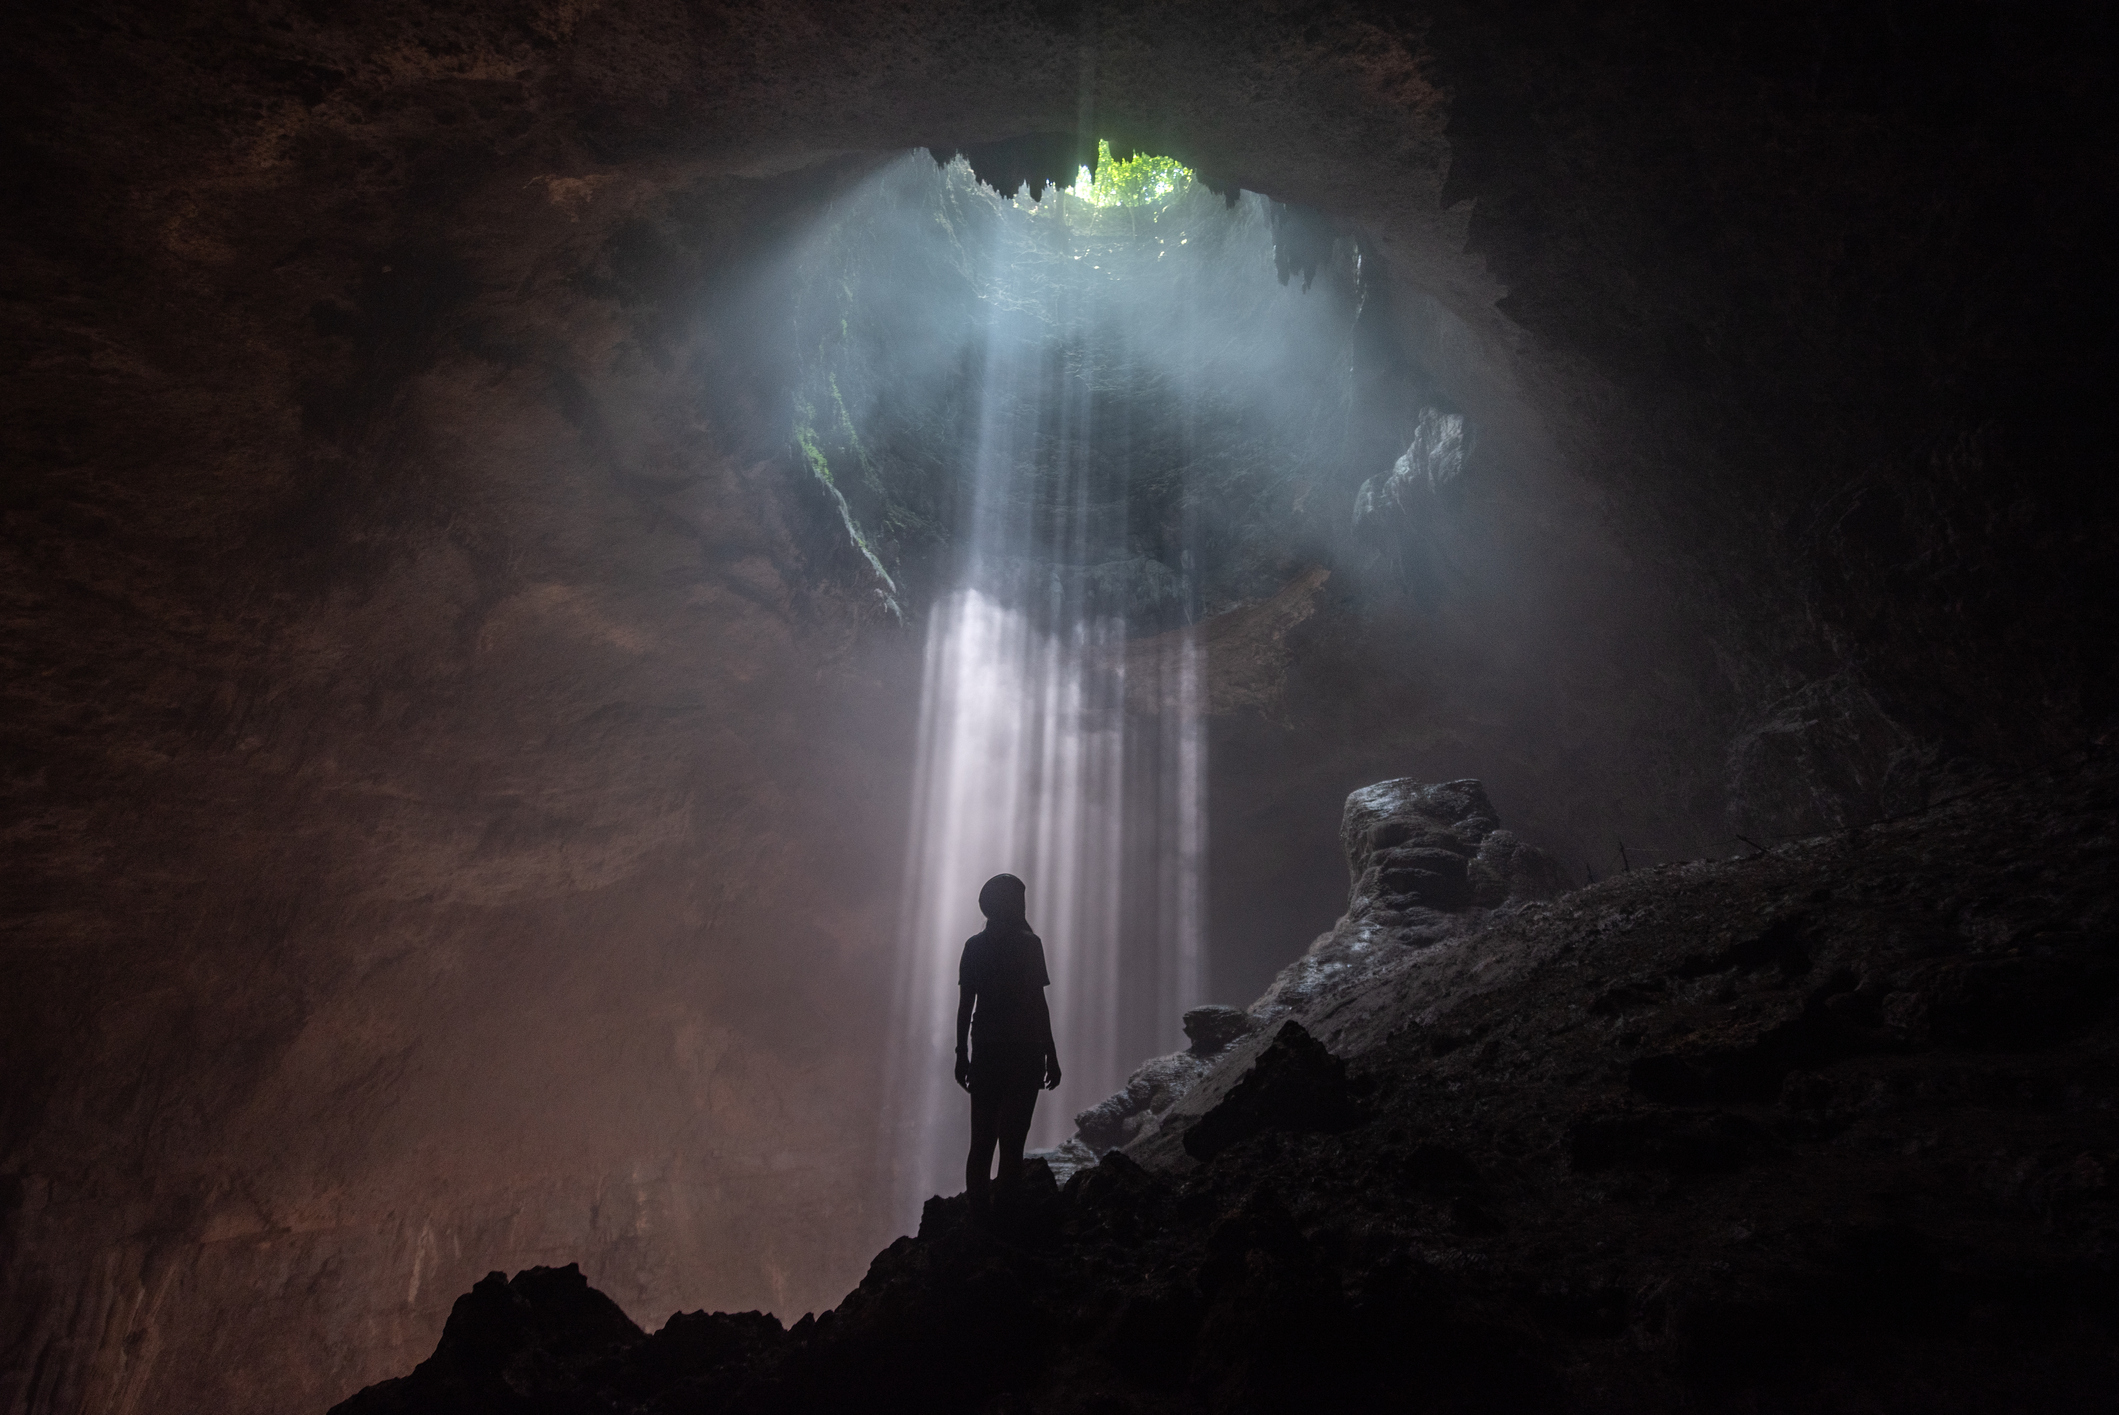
[{"xmin": 2, "ymin": 4, "xmax": 2112, "ymax": 1413}]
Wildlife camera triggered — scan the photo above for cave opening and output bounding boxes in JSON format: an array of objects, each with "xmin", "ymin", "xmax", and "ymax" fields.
[
  {"xmin": 13, "ymin": 7, "xmax": 2109, "ymax": 1409},
  {"xmin": 758, "ymin": 148, "xmax": 1467, "ymax": 1205}
]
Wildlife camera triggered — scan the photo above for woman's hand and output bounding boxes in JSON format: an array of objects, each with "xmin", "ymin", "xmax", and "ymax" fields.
[
  {"xmin": 954, "ymin": 1049, "xmax": 972, "ymax": 1092},
  {"xmin": 1044, "ymin": 1054, "xmax": 1063, "ymax": 1090}
]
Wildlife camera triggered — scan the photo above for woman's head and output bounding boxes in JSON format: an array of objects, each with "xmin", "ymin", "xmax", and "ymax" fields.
[{"xmin": 978, "ymin": 873, "xmax": 1027, "ymax": 924}]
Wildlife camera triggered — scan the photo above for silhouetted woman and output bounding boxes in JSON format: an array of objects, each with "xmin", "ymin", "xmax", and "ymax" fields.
[{"xmin": 954, "ymin": 873, "xmax": 1062, "ymax": 1210}]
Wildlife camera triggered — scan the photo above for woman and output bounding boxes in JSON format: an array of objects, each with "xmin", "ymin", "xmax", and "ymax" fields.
[{"xmin": 954, "ymin": 873, "xmax": 1062, "ymax": 1209}]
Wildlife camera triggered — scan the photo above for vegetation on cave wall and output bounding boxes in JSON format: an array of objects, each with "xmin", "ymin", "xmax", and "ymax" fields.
[{"xmin": 1068, "ymin": 139, "xmax": 1194, "ymax": 207}]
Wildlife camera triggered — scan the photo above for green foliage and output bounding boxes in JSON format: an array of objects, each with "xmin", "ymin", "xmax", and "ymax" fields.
[
  {"xmin": 1068, "ymin": 140, "xmax": 1192, "ymax": 208},
  {"xmin": 794, "ymin": 419, "xmax": 833, "ymax": 486},
  {"xmin": 793, "ymin": 399, "xmax": 903, "ymax": 619}
]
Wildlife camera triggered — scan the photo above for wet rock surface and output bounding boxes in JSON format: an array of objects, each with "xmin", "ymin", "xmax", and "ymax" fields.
[{"xmin": 342, "ymin": 756, "xmax": 2119, "ymax": 1412}]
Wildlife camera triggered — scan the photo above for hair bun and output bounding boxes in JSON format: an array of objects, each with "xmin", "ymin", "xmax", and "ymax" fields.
[{"xmin": 978, "ymin": 872, "xmax": 1027, "ymax": 920}]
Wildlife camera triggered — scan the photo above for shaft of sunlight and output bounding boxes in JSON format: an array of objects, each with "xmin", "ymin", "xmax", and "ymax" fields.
[{"xmin": 886, "ymin": 181, "xmax": 1209, "ymax": 1217}]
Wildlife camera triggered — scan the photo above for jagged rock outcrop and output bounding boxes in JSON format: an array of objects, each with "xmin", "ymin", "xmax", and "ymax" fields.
[
  {"xmin": 332, "ymin": 1263, "xmax": 792, "ymax": 1415},
  {"xmin": 1252, "ymin": 776, "xmax": 1569, "ymax": 1015},
  {"xmin": 1178, "ymin": 1020, "xmax": 1361, "ymax": 1162},
  {"xmin": 1344, "ymin": 777, "xmax": 1570, "ymax": 926},
  {"xmin": 1071, "ymin": 778, "xmax": 1564, "ymax": 1167},
  {"xmin": 334, "ymin": 754, "xmax": 2119, "ymax": 1413},
  {"xmin": 1070, "ymin": 1005, "xmax": 1264, "ymax": 1154}
]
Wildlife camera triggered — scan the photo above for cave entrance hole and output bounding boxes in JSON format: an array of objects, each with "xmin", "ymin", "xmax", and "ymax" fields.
[{"xmin": 772, "ymin": 147, "xmax": 1424, "ymax": 1212}]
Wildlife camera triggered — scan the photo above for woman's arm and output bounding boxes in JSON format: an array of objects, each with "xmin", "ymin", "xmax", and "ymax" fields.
[
  {"xmin": 954, "ymin": 985, "xmax": 975, "ymax": 1091},
  {"xmin": 1038, "ymin": 990, "xmax": 1061, "ymax": 1089}
]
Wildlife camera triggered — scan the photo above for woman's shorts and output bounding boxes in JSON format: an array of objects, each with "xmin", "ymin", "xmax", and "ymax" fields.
[{"xmin": 970, "ymin": 1045, "xmax": 1045, "ymax": 1096}]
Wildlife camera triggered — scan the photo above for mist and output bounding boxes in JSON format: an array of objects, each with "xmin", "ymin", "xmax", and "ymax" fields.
[{"xmin": 730, "ymin": 153, "xmax": 1462, "ymax": 1209}]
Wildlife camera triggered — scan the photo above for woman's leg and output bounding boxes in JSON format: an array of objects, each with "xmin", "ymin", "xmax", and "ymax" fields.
[
  {"xmin": 993, "ymin": 1082, "xmax": 1040, "ymax": 1198},
  {"xmin": 966, "ymin": 1084, "xmax": 1000, "ymax": 1204}
]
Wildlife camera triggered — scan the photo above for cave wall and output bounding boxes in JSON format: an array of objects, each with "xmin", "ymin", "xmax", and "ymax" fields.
[
  {"xmin": 1, "ymin": 2, "xmax": 2107, "ymax": 1411},
  {"xmin": 0, "ymin": 130, "xmax": 925, "ymax": 1408},
  {"xmin": 1425, "ymin": 1, "xmax": 2117, "ymax": 809}
]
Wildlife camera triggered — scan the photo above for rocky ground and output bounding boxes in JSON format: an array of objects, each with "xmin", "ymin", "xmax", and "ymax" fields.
[{"xmin": 335, "ymin": 757, "xmax": 2119, "ymax": 1413}]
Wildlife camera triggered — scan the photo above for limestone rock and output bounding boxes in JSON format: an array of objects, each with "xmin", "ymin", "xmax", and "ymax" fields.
[
  {"xmin": 330, "ymin": 1264, "xmax": 648, "ymax": 1414},
  {"xmin": 1254, "ymin": 777, "xmax": 1568, "ymax": 1022},
  {"xmin": 1072, "ymin": 1005, "xmax": 1264, "ymax": 1153},
  {"xmin": 1180, "ymin": 1020, "xmax": 1361, "ymax": 1161},
  {"xmin": 1340, "ymin": 776, "xmax": 1562, "ymax": 912},
  {"xmin": 1025, "ymin": 1136, "xmax": 1100, "ymax": 1186},
  {"xmin": 1181, "ymin": 1003, "xmax": 1259, "ymax": 1053},
  {"xmin": 1079, "ymin": 780, "xmax": 1563, "ymax": 1165},
  {"xmin": 1075, "ymin": 1051, "xmax": 1211, "ymax": 1153}
]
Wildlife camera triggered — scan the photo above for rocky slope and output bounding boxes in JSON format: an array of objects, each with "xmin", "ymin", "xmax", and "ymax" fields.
[
  {"xmin": 1058, "ymin": 776, "xmax": 1569, "ymax": 1170},
  {"xmin": 336, "ymin": 758, "xmax": 2119, "ymax": 1412}
]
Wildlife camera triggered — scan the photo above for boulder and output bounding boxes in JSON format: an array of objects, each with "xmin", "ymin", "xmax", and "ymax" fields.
[
  {"xmin": 1340, "ymin": 777, "xmax": 1563, "ymax": 914},
  {"xmin": 1025, "ymin": 1136, "xmax": 1100, "ymax": 1185},
  {"xmin": 1180, "ymin": 1020, "xmax": 1362, "ymax": 1161},
  {"xmin": 328, "ymin": 1264, "xmax": 648, "ymax": 1414},
  {"xmin": 1076, "ymin": 780, "xmax": 1564, "ymax": 1166},
  {"xmin": 1072, "ymin": 1005, "xmax": 1264, "ymax": 1153},
  {"xmin": 1182, "ymin": 1003, "xmax": 1259, "ymax": 1053},
  {"xmin": 1254, "ymin": 778, "xmax": 1567, "ymax": 1019},
  {"xmin": 1075, "ymin": 1051, "xmax": 1213, "ymax": 1152}
]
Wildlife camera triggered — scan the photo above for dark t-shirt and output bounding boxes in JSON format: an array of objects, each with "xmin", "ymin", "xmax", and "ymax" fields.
[{"xmin": 959, "ymin": 924, "xmax": 1050, "ymax": 1065}]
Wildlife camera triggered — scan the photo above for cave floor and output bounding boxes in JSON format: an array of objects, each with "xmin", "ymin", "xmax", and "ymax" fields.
[{"xmin": 338, "ymin": 752, "xmax": 2119, "ymax": 1413}]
